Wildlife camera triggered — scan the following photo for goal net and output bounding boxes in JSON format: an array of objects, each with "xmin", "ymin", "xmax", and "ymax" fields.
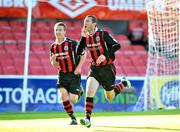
[{"xmin": 134, "ymin": 0, "xmax": 180, "ymax": 111}]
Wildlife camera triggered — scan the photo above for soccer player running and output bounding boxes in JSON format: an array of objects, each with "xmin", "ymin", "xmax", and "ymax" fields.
[
  {"xmin": 77, "ymin": 15, "xmax": 131, "ymax": 128},
  {"xmin": 50, "ymin": 22, "xmax": 86, "ymax": 125}
]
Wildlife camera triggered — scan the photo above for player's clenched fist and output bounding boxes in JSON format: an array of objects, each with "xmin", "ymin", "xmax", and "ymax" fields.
[
  {"xmin": 50, "ymin": 53, "xmax": 57, "ymax": 66},
  {"xmin": 81, "ymin": 26, "xmax": 89, "ymax": 37},
  {"xmin": 74, "ymin": 66, "xmax": 81, "ymax": 75},
  {"xmin": 96, "ymin": 54, "xmax": 106, "ymax": 64}
]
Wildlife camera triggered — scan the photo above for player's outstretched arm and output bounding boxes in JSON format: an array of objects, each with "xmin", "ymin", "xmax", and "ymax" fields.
[
  {"xmin": 74, "ymin": 52, "xmax": 87, "ymax": 75},
  {"xmin": 50, "ymin": 53, "xmax": 58, "ymax": 67},
  {"xmin": 103, "ymin": 31, "xmax": 120, "ymax": 58}
]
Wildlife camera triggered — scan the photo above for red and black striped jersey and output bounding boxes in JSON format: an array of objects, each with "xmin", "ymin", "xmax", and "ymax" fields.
[
  {"xmin": 50, "ymin": 38, "xmax": 79, "ymax": 73},
  {"xmin": 77, "ymin": 29, "xmax": 120, "ymax": 66}
]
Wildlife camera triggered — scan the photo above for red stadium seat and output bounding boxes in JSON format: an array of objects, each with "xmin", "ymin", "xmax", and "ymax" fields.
[
  {"xmin": 14, "ymin": 33, "xmax": 26, "ymax": 43},
  {"xmin": 0, "ymin": 21, "xmax": 9, "ymax": 26},
  {"xmin": 46, "ymin": 21, "xmax": 56, "ymax": 29},
  {"xmin": 17, "ymin": 43, "xmax": 25, "ymax": 51},
  {"xmin": 4, "ymin": 44, "xmax": 17, "ymax": 50},
  {"xmin": 115, "ymin": 65, "xmax": 125, "ymax": 75},
  {"xmin": 16, "ymin": 66, "xmax": 24, "ymax": 74},
  {"xmin": 29, "ymin": 59, "xmax": 41, "ymax": 67},
  {"xmin": 1, "ymin": 59, "xmax": 14, "ymax": 67},
  {"xmin": 29, "ymin": 52, "xmax": 39, "ymax": 59},
  {"xmin": 30, "ymin": 33, "xmax": 42, "ymax": 43},
  {"xmin": 132, "ymin": 45, "xmax": 145, "ymax": 51},
  {"xmin": 40, "ymin": 59, "xmax": 50, "ymax": 65},
  {"xmin": 35, "ymin": 21, "xmax": 48, "ymax": 27},
  {"xmin": 30, "ymin": 43, "xmax": 44, "ymax": 51},
  {"xmin": 9, "ymin": 21, "xmax": 25, "ymax": 27},
  {"xmin": 131, "ymin": 59, "xmax": 146, "ymax": 67},
  {"xmin": 128, "ymin": 22, "xmax": 142, "ymax": 32},
  {"xmin": 121, "ymin": 45, "xmax": 133, "ymax": 51},
  {"xmin": 0, "ymin": 27, "xmax": 12, "ymax": 34},
  {"xmin": 2, "ymin": 66, "xmax": 17, "ymax": 74},
  {"xmin": 11, "ymin": 27, "xmax": 25, "ymax": 33},
  {"xmin": 35, "ymin": 51, "xmax": 49, "ymax": 60},
  {"xmin": 1, "ymin": 59, "xmax": 16, "ymax": 74},
  {"xmin": 123, "ymin": 66, "xmax": 138, "ymax": 76},
  {"xmin": 0, "ymin": 52, "xmax": 12, "ymax": 60},
  {"xmin": 11, "ymin": 52, "xmax": 24, "ymax": 60},
  {"xmin": 40, "ymin": 59, "xmax": 57, "ymax": 75},
  {"xmin": 73, "ymin": 21, "xmax": 83, "ymax": 29},
  {"xmin": 0, "ymin": 66, "xmax": 3, "ymax": 74},
  {"xmin": 120, "ymin": 58, "xmax": 133, "ymax": 67},
  {"xmin": 43, "ymin": 65, "xmax": 57, "ymax": 75},
  {"xmin": 29, "ymin": 52, "xmax": 44, "ymax": 75},
  {"xmin": 3, "ymin": 33, "xmax": 16, "ymax": 44},
  {"xmin": 29, "ymin": 66, "xmax": 45, "ymax": 75},
  {"xmin": 39, "ymin": 33, "xmax": 54, "ymax": 41},
  {"xmin": 136, "ymin": 66, "xmax": 146, "ymax": 76},
  {"xmin": 0, "ymin": 44, "xmax": 4, "ymax": 50},
  {"xmin": 14, "ymin": 59, "xmax": 24, "ymax": 67},
  {"xmin": 14, "ymin": 59, "xmax": 24, "ymax": 74},
  {"xmin": 37, "ymin": 27, "xmax": 52, "ymax": 33},
  {"xmin": 31, "ymin": 26, "xmax": 38, "ymax": 33},
  {"xmin": 43, "ymin": 40, "xmax": 54, "ymax": 48},
  {"xmin": 142, "ymin": 23, "xmax": 148, "ymax": 37},
  {"xmin": 103, "ymin": 27, "xmax": 113, "ymax": 34},
  {"xmin": 67, "ymin": 33, "xmax": 80, "ymax": 41},
  {"xmin": 115, "ymin": 34, "xmax": 131, "ymax": 46},
  {"xmin": 44, "ymin": 44, "xmax": 51, "ymax": 52},
  {"xmin": 64, "ymin": 21, "xmax": 73, "ymax": 27},
  {"xmin": 0, "ymin": 35, "xmax": 3, "ymax": 44}
]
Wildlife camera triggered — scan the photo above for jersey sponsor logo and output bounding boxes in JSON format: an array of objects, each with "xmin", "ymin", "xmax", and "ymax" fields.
[
  {"xmin": 56, "ymin": 52, "xmax": 68, "ymax": 56},
  {"xmin": 64, "ymin": 46, "xmax": 69, "ymax": 51},
  {"xmin": 56, "ymin": 52, "xmax": 69, "ymax": 60},
  {"xmin": 48, "ymin": 0, "xmax": 96, "ymax": 18},
  {"xmin": 87, "ymin": 43, "xmax": 100, "ymax": 47},
  {"xmin": 96, "ymin": 36, "xmax": 100, "ymax": 41}
]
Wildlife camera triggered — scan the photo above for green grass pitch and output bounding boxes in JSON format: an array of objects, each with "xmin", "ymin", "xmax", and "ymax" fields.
[{"xmin": 0, "ymin": 109, "xmax": 180, "ymax": 132}]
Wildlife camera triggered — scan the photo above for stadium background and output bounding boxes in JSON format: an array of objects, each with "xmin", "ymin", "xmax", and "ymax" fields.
[{"xmin": 0, "ymin": 0, "xmax": 176, "ymax": 113}]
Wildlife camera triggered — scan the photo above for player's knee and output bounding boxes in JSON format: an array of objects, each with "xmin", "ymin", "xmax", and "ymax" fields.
[
  {"xmin": 86, "ymin": 88, "xmax": 95, "ymax": 97},
  {"xmin": 70, "ymin": 96, "xmax": 78, "ymax": 104},
  {"xmin": 105, "ymin": 94, "xmax": 114, "ymax": 101},
  {"xmin": 61, "ymin": 94, "xmax": 69, "ymax": 101}
]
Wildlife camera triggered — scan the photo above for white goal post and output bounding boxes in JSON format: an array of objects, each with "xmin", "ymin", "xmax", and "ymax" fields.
[{"xmin": 134, "ymin": 0, "xmax": 180, "ymax": 111}]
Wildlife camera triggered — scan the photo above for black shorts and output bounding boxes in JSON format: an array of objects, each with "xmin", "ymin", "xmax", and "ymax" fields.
[
  {"xmin": 88, "ymin": 63, "xmax": 116, "ymax": 91},
  {"xmin": 57, "ymin": 72, "xmax": 82, "ymax": 95}
]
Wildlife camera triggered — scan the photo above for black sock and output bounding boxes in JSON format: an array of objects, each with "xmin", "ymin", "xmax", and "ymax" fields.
[
  {"xmin": 85, "ymin": 97, "xmax": 93, "ymax": 121},
  {"xmin": 114, "ymin": 82, "xmax": 124, "ymax": 96},
  {"xmin": 63, "ymin": 100, "xmax": 76, "ymax": 120}
]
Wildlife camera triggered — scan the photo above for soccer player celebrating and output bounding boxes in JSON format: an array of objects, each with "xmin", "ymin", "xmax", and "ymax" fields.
[
  {"xmin": 50, "ymin": 22, "xmax": 86, "ymax": 125},
  {"xmin": 77, "ymin": 15, "xmax": 131, "ymax": 128}
]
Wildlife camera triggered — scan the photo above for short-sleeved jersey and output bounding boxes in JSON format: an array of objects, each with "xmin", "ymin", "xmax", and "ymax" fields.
[
  {"xmin": 77, "ymin": 29, "xmax": 120, "ymax": 67},
  {"xmin": 50, "ymin": 38, "xmax": 79, "ymax": 73}
]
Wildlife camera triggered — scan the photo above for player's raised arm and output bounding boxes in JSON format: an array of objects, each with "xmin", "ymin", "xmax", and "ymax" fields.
[
  {"xmin": 77, "ymin": 27, "xmax": 87, "ymax": 56},
  {"xmin": 103, "ymin": 31, "xmax": 121, "ymax": 59}
]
